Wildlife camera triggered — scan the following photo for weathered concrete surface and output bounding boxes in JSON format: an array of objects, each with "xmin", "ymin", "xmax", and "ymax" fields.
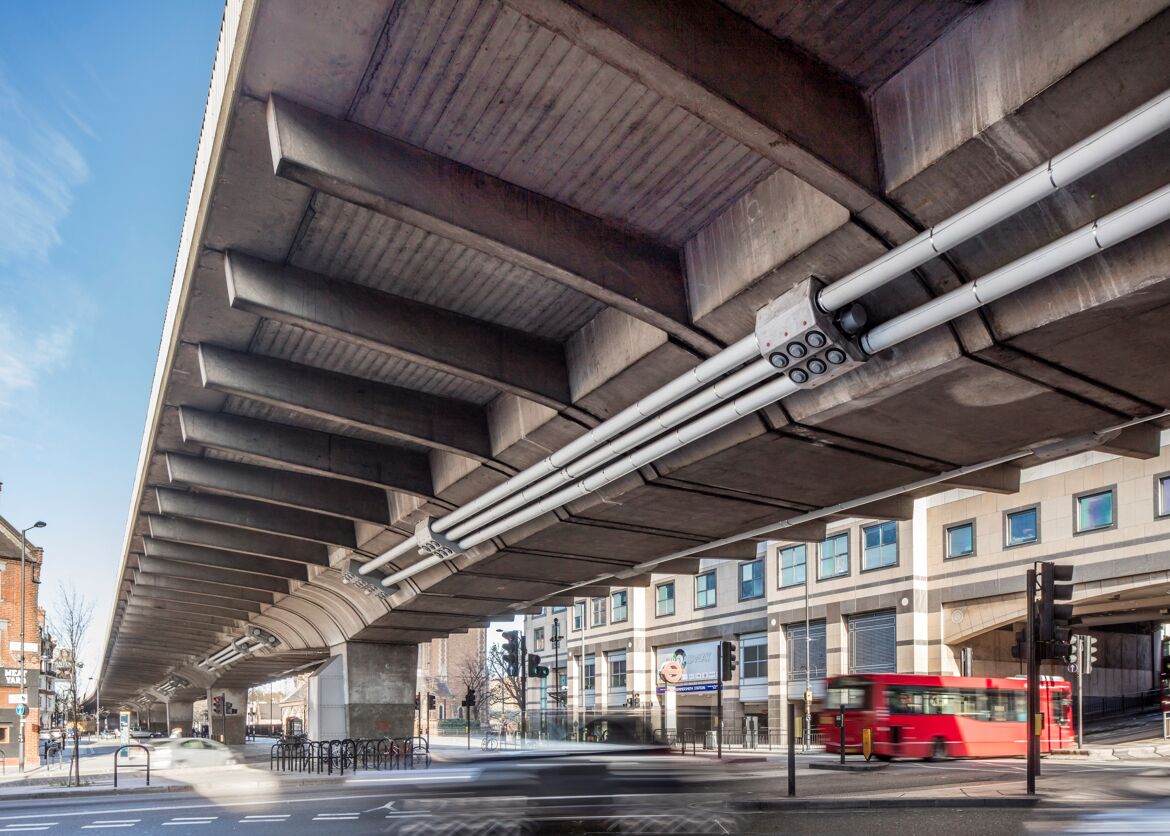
[
  {"xmin": 332, "ymin": 642, "xmax": 417, "ymax": 740},
  {"xmin": 208, "ymin": 687, "xmax": 248, "ymax": 745}
]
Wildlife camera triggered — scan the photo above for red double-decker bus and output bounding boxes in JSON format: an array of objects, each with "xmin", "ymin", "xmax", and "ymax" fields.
[{"xmin": 817, "ymin": 673, "xmax": 1073, "ymax": 759}]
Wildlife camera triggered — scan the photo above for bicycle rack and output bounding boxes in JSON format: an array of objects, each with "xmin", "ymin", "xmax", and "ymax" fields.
[{"xmin": 114, "ymin": 744, "xmax": 151, "ymax": 788}]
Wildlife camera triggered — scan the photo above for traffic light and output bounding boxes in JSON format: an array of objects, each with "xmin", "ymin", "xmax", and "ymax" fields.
[
  {"xmin": 720, "ymin": 640, "xmax": 737, "ymax": 681},
  {"xmin": 527, "ymin": 653, "xmax": 549, "ymax": 678},
  {"xmin": 1068, "ymin": 636, "xmax": 1081, "ymax": 671},
  {"xmin": 502, "ymin": 631, "xmax": 520, "ymax": 678},
  {"xmin": 225, "ymin": 701, "xmax": 236, "ymax": 715},
  {"xmin": 1038, "ymin": 562, "xmax": 1074, "ymax": 650},
  {"xmin": 212, "ymin": 695, "xmax": 223, "ymax": 715},
  {"xmin": 1085, "ymin": 635, "xmax": 1098, "ymax": 674},
  {"xmin": 414, "ymin": 692, "xmax": 420, "ymax": 711},
  {"xmin": 1011, "ymin": 623, "xmax": 1028, "ymax": 661},
  {"xmin": 465, "ymin": 688, "xmax": 476, "ymax": 708},
  {"xmin": 427, "ymin": 693, "xmax": 436, "ymax": 710}
]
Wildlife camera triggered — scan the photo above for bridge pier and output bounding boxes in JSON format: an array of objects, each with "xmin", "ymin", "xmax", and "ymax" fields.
[
  {"xmin": 165, "ymin": 700, "xmax": 194, "ymax": 737},
  {"xmin": 207, "ymin": 687, "xmax": 247, "ymax": 744},
  {"xmin": 307, "ymin": 642, "xmax": 417, "ymax": 741}
]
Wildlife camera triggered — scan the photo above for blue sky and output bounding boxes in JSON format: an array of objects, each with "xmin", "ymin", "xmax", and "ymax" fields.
[{"xmin": 0, "ymin": 2, "xmax": 223, "ymax": 672}]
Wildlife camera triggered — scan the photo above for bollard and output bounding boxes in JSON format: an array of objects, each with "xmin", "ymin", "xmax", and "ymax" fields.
[{"xmin": 787, "ymin": 703, "xmax": 796, "ymax": 797}]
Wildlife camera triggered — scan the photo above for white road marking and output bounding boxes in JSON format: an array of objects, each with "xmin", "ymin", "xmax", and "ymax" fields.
[
  {"xmin": 2, "ymin": 827, "xmax": 53, "ymax": 832},
  {"xmin": 0, "ymin": 795, "xmax": 392, "ymax": 825}
]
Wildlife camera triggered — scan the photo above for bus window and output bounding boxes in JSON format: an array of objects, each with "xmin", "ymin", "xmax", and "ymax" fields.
[
  {"xmin": 826, "ymin": 684, "xmax": 870, "ymax": 710},
  {"xmin": 1050, "ymin": 691, "xmax": 1072, "ymax": 727},
  {"xmin": 887, "ymin": 686, "xmax": 923, "ymax": 715}
]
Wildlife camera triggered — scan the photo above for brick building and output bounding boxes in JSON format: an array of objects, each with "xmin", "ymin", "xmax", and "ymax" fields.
[
  {"xmin": 0, "ymin": 515, "xmax": 46, "ymax": 769},
  {"xmin": 416, "ymin": 629, "xmax": 488, "ymax": 734}
]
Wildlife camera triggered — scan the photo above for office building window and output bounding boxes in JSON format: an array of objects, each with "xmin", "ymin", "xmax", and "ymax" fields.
[
  {"xmin": 741, "ymin": 639, "xmax": 768, "ymax": 680},
  {"xmin": 818, "ymin": 532, "xmax": 849, "ymax": 579},
  {"xmin": 611, "ymin": 590, "xmax": 628, "ymax": 623},
  {"xmin": 583, "ymin": 657, "xmax": 595, "ymax": 691},
  {"xmin": 946, "ymin": 521, "xmax": 975, "ymax": 559},
  {"xmin": 862, "ymin": 521, "xmax": 898, "ymax": 570},
  {"xmin": 786, "ymin": 620, "xmax": 826, "ymax": 679},
  {"xmin": 552, "ymin": 606, "xmax": 566, "ymax": 613},
  {"xmin": 695, "ymin": 571, "xmax": 717, "ymax": 609},
  {"xmin": 779, "ymin": 545, "xmax": 806, "ymax": 588},
  {"xmin": 591, "ymin": 597, "xmax": 607, "ymax": 627},
  {"xmin": 572, "ymin": 601, "xmax": 584, "ymax": 631},
  {"xmin": 533, "ymin": 627, "xmax": 545, "ymax": 651},
  {"xmin": 656, "ymin": 581, "xmax": 675, "ymax": 617},
  {"xmin": 1158, "ymin": 475, "xmax": 1170, "ymax": 518},
  {"xmin": 1005, "ymin": 506, "xmax": 1039, "ymax": 546},
  {"xmin": 1076, "ymin": 489, "xmax": 1115, "ymax": 533},
  {"xmin": 740, "ymin": 559, "xmax": 764, "ymax": 600},
  {"xmin": 609, "ymin": 655, "xmax": 627, "ymax": 689}
]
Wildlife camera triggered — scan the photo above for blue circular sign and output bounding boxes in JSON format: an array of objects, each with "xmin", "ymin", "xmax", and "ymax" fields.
[{"xmin": 15, "ymin": 704, "xmax": 27, "ymax": 716}]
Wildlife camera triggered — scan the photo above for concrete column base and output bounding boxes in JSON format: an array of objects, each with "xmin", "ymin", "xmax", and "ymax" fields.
[
  {"xmin": 207, "ymin": 687, "xmax": 247, "ymax": 744},
  {"xmin": 332, "ymin": 641, "xmax": 417, "ymax": 739},
  {"xmin": 166, "ymin": 701, "xmax": 195, "ymax": 737}
]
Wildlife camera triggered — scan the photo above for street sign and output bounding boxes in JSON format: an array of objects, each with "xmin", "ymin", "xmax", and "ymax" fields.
[
  {"xmin": 6, "ymin": 694, "xmax": 27, "ymax": 704},
  {"xmin": 15, "ymin": 704, "xmax": 27, "ymax": 717}
]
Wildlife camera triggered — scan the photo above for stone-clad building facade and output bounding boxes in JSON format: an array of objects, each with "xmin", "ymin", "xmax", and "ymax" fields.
[{"xmin": 525, "ymin": 440, "xmax": 1170, "ymax": 739}]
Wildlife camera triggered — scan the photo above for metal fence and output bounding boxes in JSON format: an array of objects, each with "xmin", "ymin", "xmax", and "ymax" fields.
[
  {"xmin": 269, "ymin": 736, "xmax": 429, "ymax": 774},
  {"xmin": 1082, "ymin": 688, "xmax": 1163, "ymax": 722}
]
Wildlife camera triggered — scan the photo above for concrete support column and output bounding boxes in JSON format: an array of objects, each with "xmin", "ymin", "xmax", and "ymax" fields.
[
  {"xmin": 166, "ymin": 701, "xmax": 194, "ymax": 737},
  {"xmin": 332, "ymin": 642, "xmax": 417, "ymax": 739},
  {"xmin": 207, "ymin": 687, "xmax": 247, "ymax": 745}
]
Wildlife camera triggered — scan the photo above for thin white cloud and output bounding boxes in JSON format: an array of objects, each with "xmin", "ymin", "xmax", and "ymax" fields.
[
  {"xmin": 0, "ymin": 71, "xmax": 88, "ymax": 264},
  {"xmin": 0, "ymin": 310, "xmax": 76, "ymax": 406}
]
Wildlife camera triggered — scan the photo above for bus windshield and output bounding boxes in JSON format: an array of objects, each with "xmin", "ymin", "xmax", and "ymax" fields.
[{"xmin": 825, "ymin": 683, "xmax": 870, "ymax": 710}]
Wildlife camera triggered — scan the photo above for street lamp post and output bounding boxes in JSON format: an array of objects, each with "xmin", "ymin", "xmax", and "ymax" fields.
[{"xmin": 18, "ymin": 520, "xmax": 46, "ymax": 773}]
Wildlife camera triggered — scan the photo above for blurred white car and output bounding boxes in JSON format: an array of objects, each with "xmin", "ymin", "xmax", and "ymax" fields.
[{"xmin": 145, "ymin": 737, "xmax": 238, "ymax": 769}]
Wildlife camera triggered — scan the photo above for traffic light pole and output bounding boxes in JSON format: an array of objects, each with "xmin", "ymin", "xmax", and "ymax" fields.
[
  {"xmin": 1077, "ymin": 636, "xmax": 1085, "ymax": 750},
  {"xmin": 716, "ymin": 649, "xmax": 723, "ymax": 760},
  {"xmin": 1026, "ymin": 567, "xmax": 1039, "ymax": 794},
  {"xmin": 520, "ymin": 633, "xmax": 528, "ymax": 746}
]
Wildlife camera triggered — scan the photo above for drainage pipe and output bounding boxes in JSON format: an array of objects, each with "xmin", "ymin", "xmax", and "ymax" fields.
[
  {"xmin": 861, "ymin": 183, "xmax": 1170, "ymax": 355},
  {"xmin": 364, "ymin": 87, "xmax": 1170, "ymax": 581},
  {"xmin": 448, "ymin": 182, "xmax": 1170, "ymax": 560},
  {"xmin": 818, "ymin": 87, "xmax": 1170, "ymax": 312},
  {"xmin": 357, "ymin": 333, "xmax": 763, "ymax": 575}
]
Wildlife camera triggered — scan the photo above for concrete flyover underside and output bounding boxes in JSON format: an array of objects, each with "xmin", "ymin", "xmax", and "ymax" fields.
[{"xmin": 97, "ymin": 0, "xmax": 1170, "ymax": 708}]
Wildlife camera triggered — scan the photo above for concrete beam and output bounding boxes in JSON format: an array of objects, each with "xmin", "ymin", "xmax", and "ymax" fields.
[
  {"xmin": 137, "ymin": 555, "xmax": 292, "ymax": 594},
  {"xmin": 131, "ymin": 586, "xmax": 262, "ymax": 617},
  {"xmin": 941, "ymin": 464, "xmax": 1022, "ymax": 495},
  {"xmin": 653, "ymin": 558, "xmax": 704, "ymax": 575},
  {"xmin": 842, "ymin": 496, "xmax": 916, "ymax": 521},
  {"xmin": 501, "ymin": 0, "xmax": 889, "ymax": 228},
  {"xmin": 132, "ymin": 572, "xmax": 276, "ymax": 605},
  {"xmin": 179, "ymin": 408, "xmax": 434, "ymax": 496},
  {"xmin": 165, "ymin": 452, "xmax": 394, "ymax": 525},
  {"xmin": 225, "ymin": 251, "xmax": 572, "ymax": 409},
  {"xmin": 198, "ymin": 343, "xmax": 494, "ymax": 461},
  {"xmin": 155, "ymin": 487, "xmax": 357, "ymax": 548},
  {"xmin": 1095, "ymin": 425, "xmax": 1161, "ymax": 460},
  {"xmin": 121, "ymin": 609, "xmax": 241, "ymax": 632},
  {"xmin": 266, "ymin": 94, "xmax": 716, "ymax": 355},
  {"xmin": 141, "ymin": 537, "xmax": 310, "ymax": 581},
  {"xmin": 146, "ymin": 515, "xmax": 328, "ymax": 566}
]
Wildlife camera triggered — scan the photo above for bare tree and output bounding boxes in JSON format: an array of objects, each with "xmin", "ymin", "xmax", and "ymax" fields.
[
  {"xmin": 51, "ymin": 582, "xmax": 94, "ymax": 787},
  {"xmin": 453, "ymin": 647, "xmax": 489, "ymax": 726},
  {"xmin": 487, "ymin": 644, "xmax": 523, "ymax": 711}
]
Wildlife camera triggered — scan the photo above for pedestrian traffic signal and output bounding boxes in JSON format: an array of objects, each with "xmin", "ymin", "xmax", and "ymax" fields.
[
  {"xmin": 502, "ymin": 631, "xmax": 520, "ymax": 678},
  {"xmin": 527, "ymin": 653, "xmax": 549, "ymax": 678},
  {"xmin": 1038, "ymin": 562, "xmax": 1074, "ymax": 649},
  {"xmin": 427, "ymin": 693, "xmax": 436, "ymax": 710},
  {"xmin": 720, "ymin": 640, "xmax": 737, "ymax": 681}
]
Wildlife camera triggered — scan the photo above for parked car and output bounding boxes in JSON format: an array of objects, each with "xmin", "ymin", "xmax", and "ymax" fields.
[{"xmin": 145, "ymin": 737, "xmax": 238, "ymax": 769}]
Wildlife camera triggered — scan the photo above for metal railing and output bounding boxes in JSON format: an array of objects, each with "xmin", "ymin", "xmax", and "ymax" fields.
[
  {"xmin": 269, "ymin": 736, "xmax": 429, "ymax": 774},
  {"xmin": 1083, "ymin": 688, "xmax": 1163, "ymax": 722},
  {"xmin": 114, "ymin": 744, "xmax": 151, "ymax": 788}
]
